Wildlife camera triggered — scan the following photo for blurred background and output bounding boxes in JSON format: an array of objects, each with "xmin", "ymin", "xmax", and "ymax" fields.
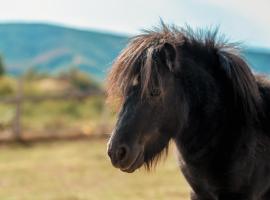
[{"xmin": 0, "ymin": 0, "xmax": 269, "ymax": 199}]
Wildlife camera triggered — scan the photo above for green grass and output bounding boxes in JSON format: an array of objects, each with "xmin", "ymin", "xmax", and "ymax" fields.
[{"xmin": 0, "ymin": 140, "xmax": 190, "ymax": 200}]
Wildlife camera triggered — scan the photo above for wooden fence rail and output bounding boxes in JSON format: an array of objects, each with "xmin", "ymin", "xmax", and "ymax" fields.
[
  {"xmin": 0, "ymin": 90, "xmax": 103, "ymax": 104},
  {"xmin": 0, "ymin": 78, "xmax": 105, "ymax": 140}
]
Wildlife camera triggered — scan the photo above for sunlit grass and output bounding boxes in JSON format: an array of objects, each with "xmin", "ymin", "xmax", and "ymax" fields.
[{"xmin": 0, "ymin": 140, "xmax": 190, "ymax": 200}]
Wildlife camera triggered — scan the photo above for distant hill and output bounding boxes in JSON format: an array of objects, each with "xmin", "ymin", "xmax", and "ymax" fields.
[
  {"xmin": 0, "ymin": 23, "xmax": 128, "ymax": 79},
  {"xmin": 0, "ymin": 23, "xmax": 269, "ymax": 79},
  {"xmin": 244, "ymin": 48, "xmax": 270, "ymax": 74}
]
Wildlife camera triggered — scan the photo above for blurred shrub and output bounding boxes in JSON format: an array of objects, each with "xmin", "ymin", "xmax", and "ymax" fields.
[
  {"xmin": 0, "ymin": 104, "xmax": 14, "ymax": 129},
  {"xmin": 88, "ymin": 96, "xmax": 104, "ymax": 114},
  {"xmin": 0, "ymin": 76, "xmax": 16, "ymax": 96},
  {"xmin": 23, "ymin": 68, "xmax": 49, "ymax": 80},
  {"xmin": 23, "ymin": 78, "xmax": 70, "ymax": 96},
  {"xmin": 62, "ymin": 101, "xmax": 81, "ymax": 117},
  {"xmin": 58, "ymin": 68, "xmax": 100, "ymax": 91},
  {"xmin": 0, "ymin": 54, "xmax": 5, "ymax": 76}
]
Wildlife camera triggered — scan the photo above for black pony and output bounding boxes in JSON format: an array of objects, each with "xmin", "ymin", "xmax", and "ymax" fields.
[{"xmin": 107, "ymin": 23, "xmax": 270, "ymax": 200}]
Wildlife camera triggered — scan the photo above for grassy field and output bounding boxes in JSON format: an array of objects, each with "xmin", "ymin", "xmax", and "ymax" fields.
[{"xmin": 0, "ymin": 139, "xmax": 190, "ymax": 200}]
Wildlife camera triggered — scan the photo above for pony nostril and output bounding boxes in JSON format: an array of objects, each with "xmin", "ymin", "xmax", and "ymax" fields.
[{"xmin": 116, "ymin": 145, "xmax": 129, "ymax": 162}]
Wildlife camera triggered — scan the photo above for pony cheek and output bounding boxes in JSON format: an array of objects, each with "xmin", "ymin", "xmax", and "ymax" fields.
[{"xmin": 139, "ymin": 129, "xmax": 162, "ymax": 147}]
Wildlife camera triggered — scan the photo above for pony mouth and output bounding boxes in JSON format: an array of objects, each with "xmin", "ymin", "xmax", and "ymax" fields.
[{"xmin": 120, "ymin": 151, "xmax": 144, "ymax": 173}]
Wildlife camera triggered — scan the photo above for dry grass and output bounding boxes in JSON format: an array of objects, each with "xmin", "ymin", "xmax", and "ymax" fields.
[{"xmin": 0, "ymin": 139, "xmax": 190, "ymax": 200}]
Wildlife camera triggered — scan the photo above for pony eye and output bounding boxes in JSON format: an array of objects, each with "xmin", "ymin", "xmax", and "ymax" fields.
[{"xmin": 151, "ymin": 88, "xmax": 161, "ymax": 96}]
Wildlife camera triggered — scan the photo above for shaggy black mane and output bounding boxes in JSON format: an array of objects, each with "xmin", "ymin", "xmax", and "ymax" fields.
[{"xmin": 107, "ymin": 23, "xmax": 261, "ymax": 122}]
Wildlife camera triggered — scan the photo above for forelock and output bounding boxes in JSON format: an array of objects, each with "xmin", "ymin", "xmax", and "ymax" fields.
[{"xmin": 106, "ymin": 23, "xmax": 184, "ymax": 106}]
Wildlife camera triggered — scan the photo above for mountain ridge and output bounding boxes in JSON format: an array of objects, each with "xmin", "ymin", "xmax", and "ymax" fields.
[{"xmin": 0, "ymin": 23, "xmax": 269, "ymax": 79}]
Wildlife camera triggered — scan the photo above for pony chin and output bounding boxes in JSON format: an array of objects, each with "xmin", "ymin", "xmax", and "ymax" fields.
[
  {"xmin": 143, "ymin": 142, "xmax": 170, "ymax": 171},
  {"xmin": 120, "ymin": 143, "xmax": 170, "ymax": 173}
]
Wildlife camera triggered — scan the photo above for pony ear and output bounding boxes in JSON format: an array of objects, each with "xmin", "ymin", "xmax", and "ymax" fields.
[
  {"xmin": 217, "ymin": 50, "xmax": 261, "ymax": 120},
  {"xmin": 158, "ymin": 43, "xmax": 179, "ymax": 74}
]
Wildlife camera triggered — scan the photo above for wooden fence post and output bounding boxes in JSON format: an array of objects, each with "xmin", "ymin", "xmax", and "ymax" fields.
[
  {"xmin": 13, "ymin": 77, "xmax": 23, "ymax": 140},
  {"xmin": 99, "ymin": 101, "xmax": 110, "ymax": 135}
]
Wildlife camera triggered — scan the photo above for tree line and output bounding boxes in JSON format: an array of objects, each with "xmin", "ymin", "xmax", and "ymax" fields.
[{"xmin": 0, "ymin": 54, "xmax": 5, "ymax": 76}]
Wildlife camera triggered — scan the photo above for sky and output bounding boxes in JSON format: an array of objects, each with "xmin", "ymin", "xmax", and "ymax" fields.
[{"xmin": 0, "ymin": 0, "xmax": 269, "ymax": 48}]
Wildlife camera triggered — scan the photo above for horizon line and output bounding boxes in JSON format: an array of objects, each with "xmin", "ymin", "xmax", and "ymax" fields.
[{"xmin": 0, "ymin": 20, "xmax": 269, "ymax": 51}]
